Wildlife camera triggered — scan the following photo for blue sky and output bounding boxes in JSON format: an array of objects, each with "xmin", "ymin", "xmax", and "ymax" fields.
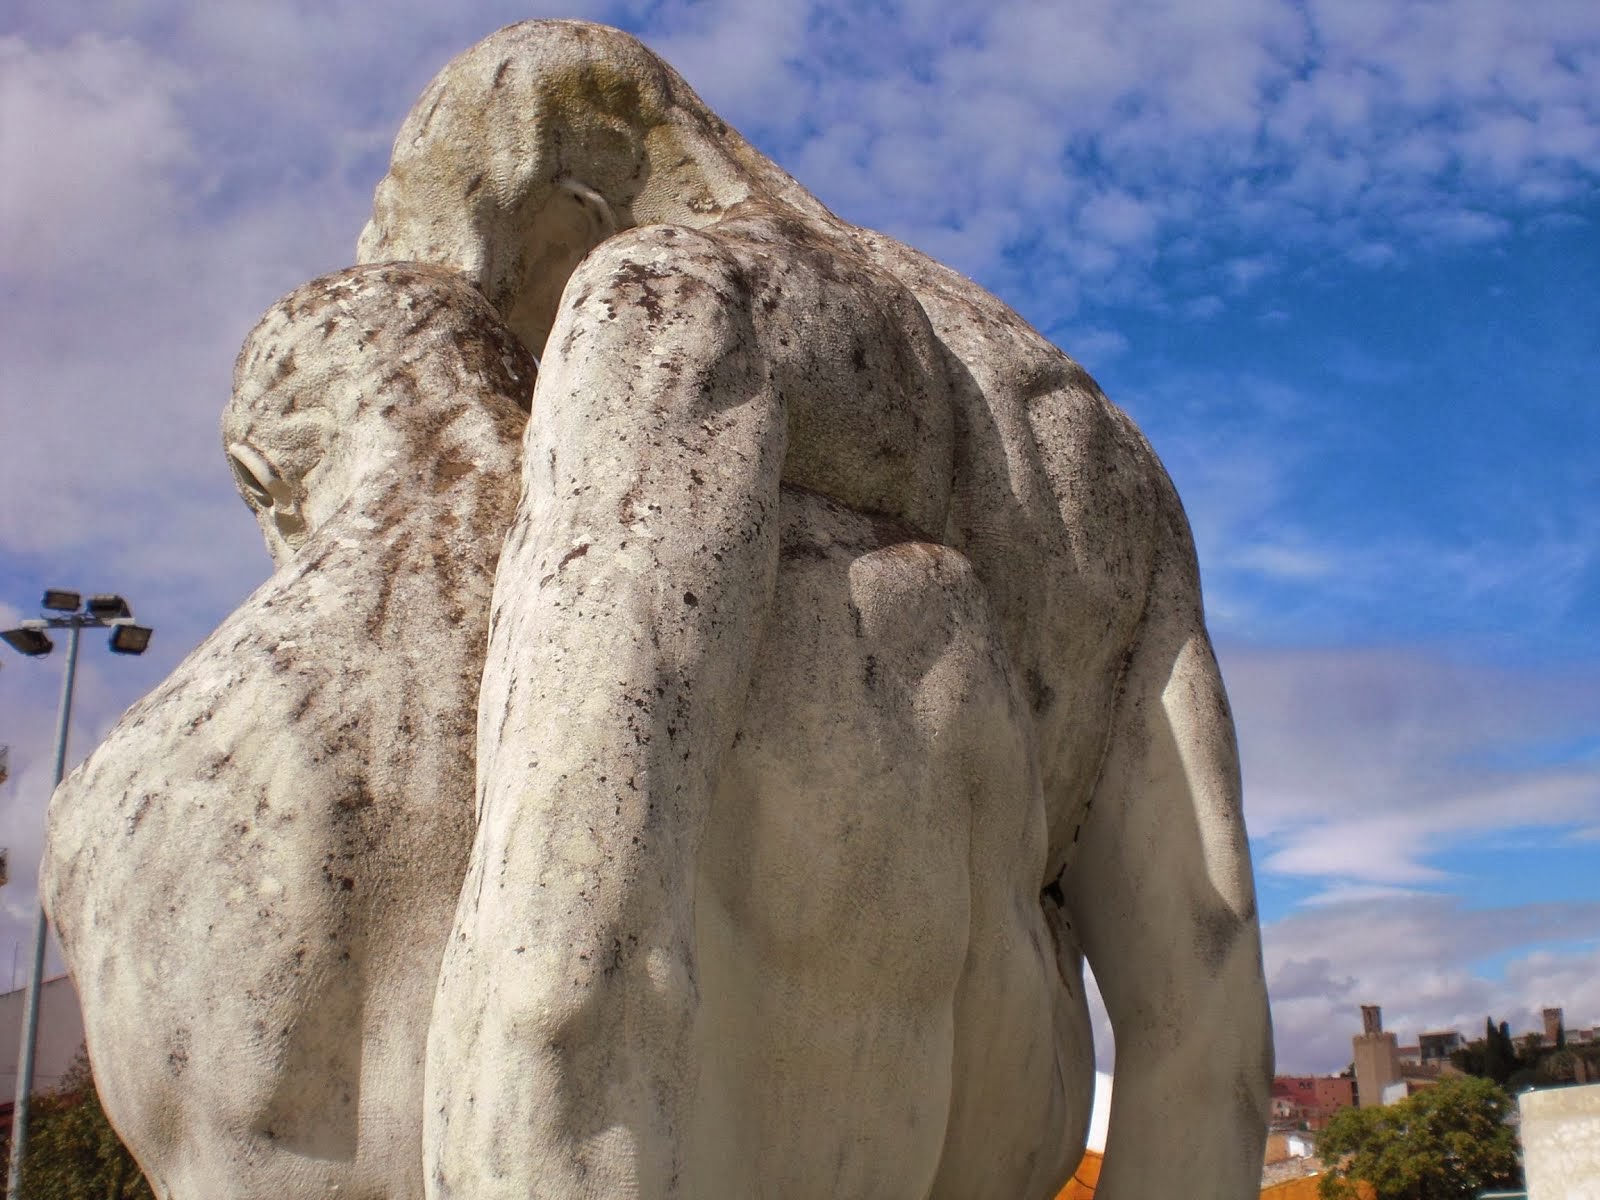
[{"xmin": 1, "ymin": 0, "xmax": 1596, "ymax": 1076}]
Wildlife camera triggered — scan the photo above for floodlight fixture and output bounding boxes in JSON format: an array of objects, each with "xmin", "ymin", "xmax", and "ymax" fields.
[
  {"xmin": 1, "ymin": 626, "xmax": 54, "ymax": 657},
  {"xmin": 6, "ymin": 582, "xmax": 157, "ymax": 1193},
  {"xmin": 41, "ymin": 590, "xmax": 81, "ymax": 613},
  {"xmin": 85, "ymin": 594, "xmax": 132, "ymax": 620},
  {"xmin": 108, "ymin": 623, "xmax": 154, "ymax": 656}
]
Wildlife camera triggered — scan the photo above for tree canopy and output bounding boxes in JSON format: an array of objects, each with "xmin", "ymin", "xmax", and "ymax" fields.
[
  {"xmin": 1450, "ymin": 1017, "xmax": 1519, "ymax": 1085},
  {"xmin": 1317, "ymin": 1075, "xmax": 1521, "ymax": 1200},
  {"xmin": 15, "ymin": 1046, "xmax": 154, "ymax": 1200}
]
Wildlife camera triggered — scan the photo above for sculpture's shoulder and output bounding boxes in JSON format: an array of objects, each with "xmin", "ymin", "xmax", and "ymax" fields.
[
  {"xmin": 232, "ymin": 263, "xmax": 533, "ymax": 428},
  {"xmin": 850, "ymin": 226, "xmax": 1127, "ymax": 417},
  {"xmin": 573, "ymin": 211, "xmax": 913, "ymax": 309},
  {"xmin": 586, "ymin": 221, "xmax": 732, "ymax": 263},
  {"xmin": 559, "ymin": 223, "xmax": 753, "ymax": 327},
  {"xmin": 850, "ymin": 225, "xmax": 1185, "ymax": 560}
]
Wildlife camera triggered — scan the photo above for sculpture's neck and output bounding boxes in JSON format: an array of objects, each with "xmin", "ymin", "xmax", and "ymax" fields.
[{"xmin": 625, "ymin": 112, "xmax": 839, "ymax": 233}]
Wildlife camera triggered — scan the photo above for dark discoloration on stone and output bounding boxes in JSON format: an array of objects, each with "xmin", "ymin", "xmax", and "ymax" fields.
[
  {"xmin": 434, "ymin": 460, "xmax": 474, "ymax": 490},
  {"xmin": 1194, "ymin": 899, "xmax": 1249, "ymax": 979},
  {"xmin": 126, "ymin": 793, "xmax": 154, "ymax": 835},
  {"xmin": 1024, "ymin": 666, "xmax": 1056, "ymax": 715}
]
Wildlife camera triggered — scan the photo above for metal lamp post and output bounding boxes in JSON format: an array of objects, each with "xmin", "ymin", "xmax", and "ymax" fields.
[{"xmin": 2, "ymin": 590, "xmax": 153, "ymax": 1199}]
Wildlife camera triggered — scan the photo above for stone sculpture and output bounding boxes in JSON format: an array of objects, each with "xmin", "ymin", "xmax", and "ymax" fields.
[
  {"xmin": 45, "ymin": 19, "xmax": 1271, "ymax": 1200},
  {"xmin": 44, "ymin": 264, "xmax": 534, "ymax": 1198}
]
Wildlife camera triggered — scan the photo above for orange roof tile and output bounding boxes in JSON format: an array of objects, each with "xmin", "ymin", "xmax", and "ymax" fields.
[
  {"xmin": 1054, "ymin": 1149, "xmax": 1102, "ymax": 1198},
  {"xmin": 1052, "ymin": 1150, "xmax": 1373, "ymax": 1199}
]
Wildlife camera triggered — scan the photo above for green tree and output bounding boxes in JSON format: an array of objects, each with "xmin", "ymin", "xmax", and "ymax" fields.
[
  {"xmin": 1486, "ymin": 1018, "xmax": 1520, "ymax": 1085},
  {"xmin": 1318, "ymin": 1075, "xmax": 1521, "ymax": 1200},
  {"xmin": 1452, "ymin": 1017, "xmax": 1521, "ymax": 1085},
  {"xmin": 16, "ymin": 1046, "xmax": 154, "ymax": 1200}
]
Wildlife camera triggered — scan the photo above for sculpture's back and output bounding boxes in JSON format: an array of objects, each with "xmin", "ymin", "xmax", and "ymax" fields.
[
  {"xmin": 358, "ymin": 20, "xmax": 1270, "ymax": 1198},
  {"xmin": 42, "ymin": 265, "xmax": 533, "ymax": 1199},
  {"xmin": 357, "ymin": 18, "xmax": 1189, "ymax": 872}
]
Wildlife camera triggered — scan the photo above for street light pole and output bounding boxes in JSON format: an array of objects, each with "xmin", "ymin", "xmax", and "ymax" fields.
[
  {"xmin": 6, "ymin": 624, "xmax": 78, "ymax": 1200},
  {"xmin": 2, "ymin": 593, "xmax": 151, "ymax": 1199}
]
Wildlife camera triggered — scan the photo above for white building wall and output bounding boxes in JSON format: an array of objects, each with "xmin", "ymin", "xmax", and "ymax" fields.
[
  {"xmin": 1520, "ymin": 1083, "xmax": 1600, "ymax": 1200},
  {"xmin": 1, "ymin": 974, "xmax": 88, "ymax": 1098}
]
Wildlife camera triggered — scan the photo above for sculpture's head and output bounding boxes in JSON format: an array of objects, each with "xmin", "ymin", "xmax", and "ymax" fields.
[
  {"xmin": 356, "ymin": 20, "xmax": 828, "ymax": 358},
  {"xmin": 224, "ymin": 262, "xmax": 535, "ymax": 565}
]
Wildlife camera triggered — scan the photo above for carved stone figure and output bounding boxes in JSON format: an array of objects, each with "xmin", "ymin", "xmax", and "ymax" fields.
[
  {"xmin": 50, "ymin": 259, "xmax": 1089, "ymax": 1199},
  {"xmin": 359, "ymin": 20, "xmax": 1271, "ymax": 1198},
  {"xmin": 47, "ymin": 19, "xmax": 1271, "ymax": 1200},
  {"xmin": 44, "ymin": 264, "xmax": 534, "ymax": 1199}
]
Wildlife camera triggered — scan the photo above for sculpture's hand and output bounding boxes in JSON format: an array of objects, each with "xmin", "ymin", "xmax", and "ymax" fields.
[
  {"xmin": 1062, "ymin": 509, "xmax": 1272, "ymax": 1200},
  {"xmin": 425, "ymin": 226, "xmax": 783, "ymax": 1199}
]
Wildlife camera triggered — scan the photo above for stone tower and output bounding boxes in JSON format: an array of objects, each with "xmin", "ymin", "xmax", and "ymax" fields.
[
  {"xmin": 1353, "ymin": 1005, "xmax": 1401, "ymax": 1108},
  {"xmin": 1543, "ymin": 1007, "xmax": 1565, "ymax": 1046}
]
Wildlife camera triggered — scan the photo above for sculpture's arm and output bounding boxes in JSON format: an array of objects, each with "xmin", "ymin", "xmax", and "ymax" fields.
[
  {"xmin": 426, "ymin": 228, "xmax": 783, "ymax": 1199},
  {"xmin": 1061, "ymin": 527, "xmax": 1272, "ymax": 1199}
]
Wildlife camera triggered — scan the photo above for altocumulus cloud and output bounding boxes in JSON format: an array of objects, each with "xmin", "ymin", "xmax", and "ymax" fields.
[{"xmin": 1, "ymin": 0, "xmax": 1597, "ymax": 1076}]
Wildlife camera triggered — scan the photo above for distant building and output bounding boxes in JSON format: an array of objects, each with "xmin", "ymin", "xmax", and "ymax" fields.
[
  {"xmin": 1353, "ymin": 1005, "xmax": 1402, "ymax": 1109},
  {"xmin": 1264, "ymin": 1129, "xmax": 1317, "ymax": 1163},
  {"xmin": 1381, "ymin": 1066, "xmax": 1447, "ymax": 1104},
  {"xmin": 1542, "ymin": 1007, "xmax": 1565, "ymax": 1046},
  {"xmin": 1381, "ymin": 1079, "xmax": 1410, "ymax": 1106},
  {"xmin": 1271, "ymin": 1074, "xmax": 1356, "ymax": 1130},
  {"xmin": 1418, "ymin": 1030, "xmax": 1462, "ymax": 1064},
  {"xmin": 1513, "ymin": 1006, "xmax": 1581, "ymax": 1056},
  {"xmin": 1349, "ymin": 1005, "xmax": 1464, "ymax": 1108}
]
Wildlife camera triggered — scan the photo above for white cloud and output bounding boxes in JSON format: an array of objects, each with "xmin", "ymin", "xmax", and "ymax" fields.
[
  {"xmin": 1079, "ymin": 189, "xmax": 1162, "ymax": 249},
  {"xmin": 639, "ymin": 0, "xmax": 812, "ymax": 121},
  {"xmin": 1221, "ymin": 542, "xmax": 1336, "ymax": 582},
  {"xmin": 1298, "ymin": 884, "xmax": 1436, "ymax": 908},
  {"xmin": 1404, "ymin": 207, "xmax": 1514, "ymax": 243},
  {"xmin": 1087, "ymin": 888, "xmax": 1600, "ymax": 1077},
  {"xmin": 1221, "ymin": 646, "xmax": 1600, "ymax": 889},
  {"xmin": 1224, "ymin": 256, "xmax": 1276, "ymax": 291},
  {"xmin": 0, "ymin": 35, "xmax": 194, "ymax": 280},
  {"xmin": 1348, "ymin": 241, "xmax": 1399, "ymax": 268},
  {"xmin": 1109, "ymin": 341, "xmax": 1593, "ymax": 652},
  {"xmin": 1060, "ymin": 326, "xmax": 1130, "ymax": 368}
]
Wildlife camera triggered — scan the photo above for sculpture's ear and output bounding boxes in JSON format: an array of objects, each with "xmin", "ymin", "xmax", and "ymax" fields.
[
  {"xmin": 556, "ymin": 178, "xmax": 618, "ymax": 244},
  {"xmin": 497, "ymin": 177, "xmax": 620, "ymax": 358},
  {"xmin": 228, "ymin": 442, "xmax": 309, "ymax": 553}
]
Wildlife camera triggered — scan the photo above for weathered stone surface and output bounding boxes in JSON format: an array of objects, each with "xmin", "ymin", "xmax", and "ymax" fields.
[
  {"xmin": 49, "ymin": 19, "xmax": 1271, "ymax": 1200},
  {"xmin": 44, "ymin": 264, "xmax": 534, "ymax": 1199},
  {"xmin": 361, "ymin": 21, "xmax": 1270, "ymax": 1199}
]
